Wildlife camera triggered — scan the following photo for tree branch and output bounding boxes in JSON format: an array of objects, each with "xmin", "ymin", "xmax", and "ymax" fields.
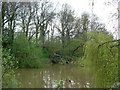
[{"xmin": 98, "ymin": 39, "xmax": 120, "ymax": 48}]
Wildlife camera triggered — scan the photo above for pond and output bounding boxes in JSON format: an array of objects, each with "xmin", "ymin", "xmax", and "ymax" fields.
[{"xmin": 14, "ymin": 64, "xmax": 96, "ymax": 88}]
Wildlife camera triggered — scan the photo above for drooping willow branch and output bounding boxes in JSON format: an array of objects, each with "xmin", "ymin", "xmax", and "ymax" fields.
[
  {"xmin": 97, "ymin": 39, "xmax": 120, "ymax": 57},
  {"xmin": 98, "ymin": 39, "xmax": 120, "ymax": 48}
]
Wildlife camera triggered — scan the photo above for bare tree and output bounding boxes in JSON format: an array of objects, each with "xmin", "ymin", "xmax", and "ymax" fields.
[
  {"xmin": 57, "ymin": 4, "xmax": 75, "ymax": 47},
  {"xmin": 17, "ymin": 2, "xmax": 35, "ymax": 38},
  {"xmin": 31, "ymin": 0, "xmax": 56, "ymax": 44},
  {"xmin": 91, "ymin": 14, "xmax": 106, "ymax": 31},
  {"xmin": 81, "ymin": 13, "xmax": 90, "ymax": 32},
  {"xmin": 39, "ymin": 0, "xmax": 56, "ymax": 44},
  {"xmin": 2, "ymin": 2, "xmax": 18, "ymax": 48},
  {"xmin": 74, "ymin": 17, "xmax": 82, "ymax": 38}
]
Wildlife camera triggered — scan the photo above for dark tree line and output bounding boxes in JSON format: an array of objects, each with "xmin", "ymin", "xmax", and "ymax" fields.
[
  {"xmin": 1, "ymin": 0, "xmax": 107, "ymax": 64},
  {"xmin": 1, "ymin": 0, "xmax": 106, "ymax": 48}
]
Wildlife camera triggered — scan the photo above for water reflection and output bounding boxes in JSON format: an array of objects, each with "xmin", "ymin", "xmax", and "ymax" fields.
[{"xmin": 15, "ymin": 64, "xmax": 93, "ymax": 88}]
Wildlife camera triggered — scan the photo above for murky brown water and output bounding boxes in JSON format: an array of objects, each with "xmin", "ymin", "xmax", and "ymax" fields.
[{"xmin": 15, "ymin": 64, "xmax": 94, "ymax": 88}]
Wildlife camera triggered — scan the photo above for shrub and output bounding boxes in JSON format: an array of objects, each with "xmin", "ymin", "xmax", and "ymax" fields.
[
  {"xmin": 13, "ymin": 33, "xmax": 49, "ymax": 68},
  {"xmin": 2, "ymin": 49, "xmax": 19, "ymax": 88}
]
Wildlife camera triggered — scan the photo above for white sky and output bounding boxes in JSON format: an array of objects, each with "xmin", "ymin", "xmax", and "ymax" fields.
[
  {"xmin": 6, "ymin": 0, "xmax": 119, "ymax": 38},
  {"xmin": 52, "ymin": 0, "xmax": 119, "ymax": 39}
]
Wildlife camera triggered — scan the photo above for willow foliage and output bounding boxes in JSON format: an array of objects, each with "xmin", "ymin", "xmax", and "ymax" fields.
[{"xmin": 83, "ymin": 31, "xmax": 118, "ymax": 88}]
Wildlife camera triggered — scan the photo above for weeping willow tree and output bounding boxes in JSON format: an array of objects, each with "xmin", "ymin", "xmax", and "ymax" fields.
[{"xmin": 82, "ymin": 31, "xmax": 119, "ymax": 88}]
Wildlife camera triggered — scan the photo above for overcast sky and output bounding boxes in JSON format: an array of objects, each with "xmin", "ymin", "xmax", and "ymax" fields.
[
  {"xmin": 52, "ymin": 0, "xmax": 119, "ymax": 39},
  {"xmin": 4, "ymin": 0, "xmax": 119, "ymax": 38}
]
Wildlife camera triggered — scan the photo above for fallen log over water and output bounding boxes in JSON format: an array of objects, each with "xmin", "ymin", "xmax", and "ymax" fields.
[{"xmin": 50, "ymin": 53, "xmax": 73, "ymax": 64}]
